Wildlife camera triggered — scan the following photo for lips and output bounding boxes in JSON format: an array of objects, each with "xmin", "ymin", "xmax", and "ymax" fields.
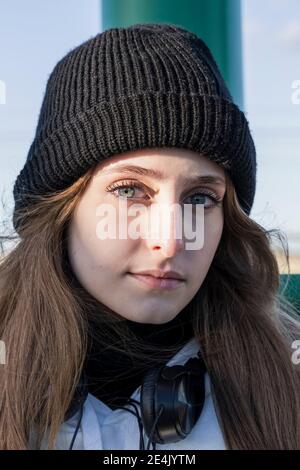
[
  {"xmin": 128, "ymin": 273, "xmax": 185, "ymax": 290},
  {"xmin": 130, "ymin": 269, "xmax": 185, "ymax": 280}
]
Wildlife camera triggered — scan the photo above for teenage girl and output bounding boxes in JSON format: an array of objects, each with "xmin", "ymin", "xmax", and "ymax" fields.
[{"xmin": 0, "ymin": 23, "xmax": 299, "ymax": 450}]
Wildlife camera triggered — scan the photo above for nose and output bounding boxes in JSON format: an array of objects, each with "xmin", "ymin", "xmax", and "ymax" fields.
[
  {"xmin": 144, "ymin": 204, "xmax": 185, "ymax": 258},
  {"xmin": 151, "ymin": 236, "xmax": 185, "ymax": 258}
]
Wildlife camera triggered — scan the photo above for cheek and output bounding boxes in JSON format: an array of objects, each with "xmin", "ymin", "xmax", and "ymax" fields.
[
  {"xmin": 67, "ymin": 203, "xmax": 137, "ymax": 281},
  {"xmin": 190, "ymin": 211, "xmax": 223, "ymax": 277},
  {"xmin": 204, "ymin": 211, "xmax": 224, "ymax": 250}
]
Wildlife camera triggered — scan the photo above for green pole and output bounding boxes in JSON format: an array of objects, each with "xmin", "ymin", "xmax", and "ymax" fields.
[
  {"xmin": 279, "ymin": 275, "xmax": 300, "ymax": 313},
  {"xmin": 101, "ymin": 0, "xmax": 244, "ymax": 109}
]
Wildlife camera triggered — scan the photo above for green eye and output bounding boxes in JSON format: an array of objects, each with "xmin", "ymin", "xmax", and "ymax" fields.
[
  {"xmin": 118, "ymin": 187, "xmax": 136, "ymax": 198},
  {"xmin": 185, "ymin": 192, "xmax": 222, "ymax": 208},
  {"xmin": 106, "ymin": 180, "xmax": 148, "ymax": 200}
]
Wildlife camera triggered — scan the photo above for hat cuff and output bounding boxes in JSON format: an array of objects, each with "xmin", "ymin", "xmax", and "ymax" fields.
[{"xmin": 13, "ymin": 91, "xmax": 256, "ymax": 223}]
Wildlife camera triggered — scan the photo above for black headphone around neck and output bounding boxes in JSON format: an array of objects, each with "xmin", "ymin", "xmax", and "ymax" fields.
[{"xmin": 66, "ymin": 350, "xmax": 207, "ymax": 450}]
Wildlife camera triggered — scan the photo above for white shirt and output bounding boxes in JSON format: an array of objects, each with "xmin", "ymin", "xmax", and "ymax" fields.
[{"xmin": 38, "ymin": 337, "xmax": 227, "ymax": 450}]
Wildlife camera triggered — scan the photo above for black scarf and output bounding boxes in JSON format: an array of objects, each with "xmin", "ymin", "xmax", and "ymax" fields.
[{"xmin": 84, "ymin": 309, "xmax": 194, "ymax": 409}]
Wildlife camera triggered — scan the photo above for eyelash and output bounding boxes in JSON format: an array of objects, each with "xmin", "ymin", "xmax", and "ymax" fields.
[{"xmin": 105, "ymin": 179, "xmax": 223, "ymax": 207}]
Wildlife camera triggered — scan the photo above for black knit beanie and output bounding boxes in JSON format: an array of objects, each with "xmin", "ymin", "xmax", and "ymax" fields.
[{"xmin": 13, "ymin": 22, "xmax": 257, "ymax": 232}]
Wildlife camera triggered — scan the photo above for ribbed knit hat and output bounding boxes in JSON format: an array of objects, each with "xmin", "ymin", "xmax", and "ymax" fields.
[{"xmin": 13, "ymin": 22, "xmax": 257, "ymax": 232}]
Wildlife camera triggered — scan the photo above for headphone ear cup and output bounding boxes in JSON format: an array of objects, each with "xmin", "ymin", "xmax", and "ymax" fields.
[
  {"xmin": 140, "ymin": 355, "xmax": 207, "ymax": 446},
  {"xmin": 140, "ymin": 366, "xmax": 163, "ymax": 443}
]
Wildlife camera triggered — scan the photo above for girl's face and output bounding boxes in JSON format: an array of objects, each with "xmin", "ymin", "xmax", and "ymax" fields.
[{"xmin": 67, "ymin": 148, "xmax": 226, "ymax": 324}]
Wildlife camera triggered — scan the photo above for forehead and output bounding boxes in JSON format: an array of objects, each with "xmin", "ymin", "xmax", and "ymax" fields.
[{"xmin": 93, "ymin": 148, "xmax": 226, "ymax": 182}]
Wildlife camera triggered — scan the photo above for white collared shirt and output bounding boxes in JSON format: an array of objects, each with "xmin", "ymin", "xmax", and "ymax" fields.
[{"xmin": 37, "ymin": 337, "xmax": 227, "ymax": 450}]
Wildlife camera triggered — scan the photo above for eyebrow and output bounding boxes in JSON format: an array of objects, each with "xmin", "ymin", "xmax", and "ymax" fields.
[{"xmin": 101, "ymin": 164, "xmax": 226, "ymax": 185}]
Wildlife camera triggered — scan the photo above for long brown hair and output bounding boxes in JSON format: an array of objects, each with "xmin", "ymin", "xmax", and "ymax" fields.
[{"xmin": 0, "ymin": 162, "xmax": 300, "ymax": 449}]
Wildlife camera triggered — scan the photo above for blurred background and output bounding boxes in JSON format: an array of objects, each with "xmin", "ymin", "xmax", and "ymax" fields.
[{"xmin": 0, "ymin": 0, "xmax": 299, "ymax": 281}]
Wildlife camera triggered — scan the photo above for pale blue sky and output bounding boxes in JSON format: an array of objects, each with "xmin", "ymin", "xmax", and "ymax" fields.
[{"xmin": 0, "ymin": 0, "xmax": 299, "ymax": 252}]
